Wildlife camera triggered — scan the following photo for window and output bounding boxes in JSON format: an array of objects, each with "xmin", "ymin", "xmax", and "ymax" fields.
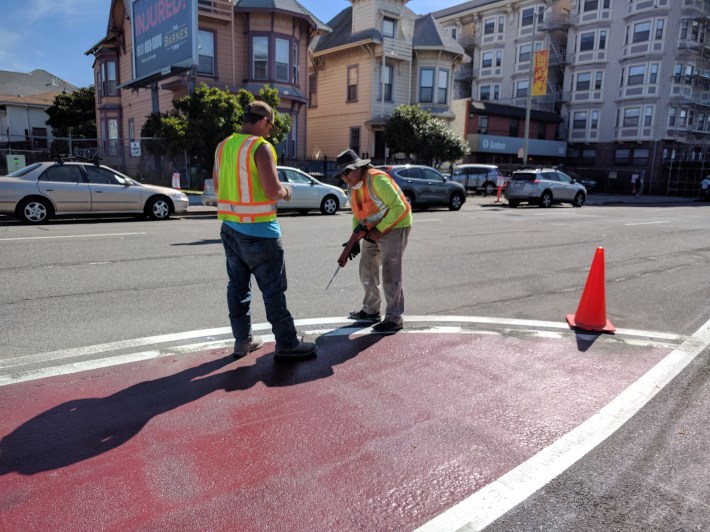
[
  {"xmin": 480, "ymin": 85, "xmax": 491, "ymax": 101},
  {"xmin": 478, "ymin": 115, "xmax": 488, "ymax": 134},
  {"xmin": 583, "ymin": 0, "xmax": 609, "ymax": 9},
  {"xmin": 100, "ymin": 60, "xmax": 117, "ymax": 97},
  {"xmin": 350, "ymin": 127, "xmax": 360, "ymax": 155},
  {"xmin": 128, "ymin": 118, "xmax": 135, "ymax": 141},
  {"xmin": 521, "ymin": 8, "xmax": 534, "ymax": 27},
  {"xmin": 438, "ymin": 70, "xmax": 449, "ymax": 103},
  {"xmin": 108, "ymin": 118, "xmax": 119, "ymax": 155},
  {"xmin": 516, "ymin": 79, "xmax": 529, "ymax": 98},
  {"xmin": 498, "ymin": 16, "xmax": 505, "ymax": 33},
  {"xmin": 519, "ymin": 44, "xmax": 532, "ymax": 63},
  {"xmin": 632, "ymin": 21, "xmax": 651, "ymax": 43},
  {"xmin": 198, "ymin": 30, "xmax": 215, "ymax": 76},
  {"xmin": 595, "ymin": 71, "xmax": 603, "ymax": 90},
  {"xmin": 573, "ymin": 111, "xmax": 588, "ymax": 129},
  {"xmin": 599, "ymin": 31, "xmax": 607, "ymax": 50},
  {"xmin": 591, "ymin": 110, "xmax": 599, "ymax": 129},
  {"xmin": 292, "ymin": 42, "xmax": 299, "ymax": 84},
  {"xmin": 580, "ymin": 32, "xmax": 595, "ymax": 51},
  {"xmin": 85, "ymin": 166, "xmax": 128, "ymax": 185},
  {"xmin": 668, "ymin": 107, "xmax": 676, "ymax": 127},
  {"xmin": 644, "ymin": 107, "xmax": 653, "ymax": 126},
  {"xmin": 40, "ymin": 165, "xmax": 83, "ymax": 183},
  {"xmin": 655, "ymin": 19, "xmax": 664, "ymax": 40},
  {"xmin": 627, "ymin": 65, "xmax": 645, "ymax": 86},
  {"xmin": 482, "ymin": 51, "xmax": 493, "ymax": 68},
  {"xmin": 275, "ymin": 38, "xmax": 289, "ymax": 82},
  {"xmin": 347, "ymin": 66, "xmax": 358, "ymax": 102},
  {"xmin": 674, "ymin": 63, "xmax": 682, "ymax": 83},
  {"xmin": 484, "ymin": 18, "xmax": 495, "ymax": 35},
  {"xmin": 493, "ymin": 84, "xmax": 500, "ymax": 100},
  {"xmin": 309, "ymin": 74, "xmax": 317, "ymax": 108},
  {"xmin": 509, "ymin": 118, "xmax": 519, "ymax": 136},
  {"xmin": 623, "ymin": 107, "xmax": 641, "ymax": 127},
  {"xmin": 632, "ymin": 149, "xmax": 649, "ymax": 165},
  {"xmin": 381, "ymin": 64, "xmax": 393, "ymax": 101},
  {"xmin": 419, "ymin": 68, "xmax": 434, "ymax": 102},
  {"xmin": 614, "ymin": 149, "xmax": 630, "ymax": 165},
  {"xmin": 383, "ymin": 17, "xmax": 395, "ymax": 38},
  {"xmin": 576, "ymin": 72, "xmax": 591, "ymax": 91},
  {"xmin": 496, "ymin": 50, "xmax": 502, "ymax": 67},
  {"xmin": 649, "ymin": 64, "xmax": 658, "ymax": 84},
  {"xmin": 252, "ymin": 36, "xmax": 268, "ymax": 79}
]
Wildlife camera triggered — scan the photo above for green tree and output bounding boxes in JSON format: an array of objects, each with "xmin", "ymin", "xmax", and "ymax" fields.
[
  {"xmin": 418, "ymin": 119, "xmax": 470, "ymax": 168},
  {"xmin": 384, "ymin": 104, "xmax": 469, "ymax": 168},
  {"xmin": 141, "ymin": 83, "xmax": 290, "ymax": 180},
  {"xmin": 384, "ymin": 104, "xmax": 430, "ymax": 161},
  {"xmin": 45, "ymin": 86, "xmax": 97, "ymax": 157}
]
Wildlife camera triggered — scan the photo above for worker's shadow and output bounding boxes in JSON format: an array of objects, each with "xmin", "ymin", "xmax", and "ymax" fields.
[{"xmin": 0, "ymin": 324, "xmax": 383, "ymax": 476}]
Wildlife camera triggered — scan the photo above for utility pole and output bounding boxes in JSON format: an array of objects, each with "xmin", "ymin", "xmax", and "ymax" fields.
[{"xmin": 522, "ymin": 7, "xmax": 542, "ymax": 165}]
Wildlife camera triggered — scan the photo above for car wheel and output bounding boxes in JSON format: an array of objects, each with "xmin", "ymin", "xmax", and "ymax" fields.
[
  {"xmin": 320, "ymin": 195, "xmax": 339, "ymax": 215},
  {"xmin": 573, "ymin": 191, "xmax": 586, "ymax": 207},
  {"xmin": 508, "ymin": 200, "xmax": 519, "ymax": 208},
  {"xmin": 146, "ymin": 196, "xmax": 171, "ymax": 220},
  {"xmin": 403, "ymin": 191, "xmax": 415, "ymax": 207},
  {"xmin": 540, "ymin": 191, "xmax": 553, "ymax": 208},
  {"xmin": 18, "ymin": 197, "xmax": 53, "ymax": 224},
  {"xmin": 448, "ymin": 191, "xmax": 464, "ymax": 211},
  {"xmin": 483, "ymin": 182, "xmax": 496, "ymax": 196}
]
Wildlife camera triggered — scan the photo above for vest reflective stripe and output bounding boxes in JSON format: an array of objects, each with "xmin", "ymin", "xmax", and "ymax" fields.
[
  {"xmin": 350, "ymin": 169, "xmax": 411, "ymax": 229},
  {"xmin": 216, "ymin": 134, "xmax": 277, "ymax": 223}
]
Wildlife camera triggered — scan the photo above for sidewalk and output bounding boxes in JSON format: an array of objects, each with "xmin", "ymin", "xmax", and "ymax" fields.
[{"xmin": 183, "ymin": 191, "xmax": 698, "ymax": 216}]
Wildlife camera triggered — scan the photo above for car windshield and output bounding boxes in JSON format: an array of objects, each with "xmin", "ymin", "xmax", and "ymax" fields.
[{"xmin": 7, "ymin": 163, "xmax": 42, "ymax": 177}]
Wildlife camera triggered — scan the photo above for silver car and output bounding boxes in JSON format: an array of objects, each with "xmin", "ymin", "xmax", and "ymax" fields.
[
  {"xmin": 504, "ymin": 168, "xmax": 586, "ymax": 208},
  {"xmin": 0, "ymin": 159, "xmax": 189, "ymax": 223},
  {"xmin": 202, "ymin": 166, "xmax": 349, "ymax": 215}
]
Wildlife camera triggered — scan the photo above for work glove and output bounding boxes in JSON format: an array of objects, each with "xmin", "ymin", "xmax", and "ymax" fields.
[
  {"xmin": 343, "ymin": 240, "xmax": 361, "ymax": 260},
  {"xmin": 365, "ymin": 228, "xmax": 383, "ymax": 242}
]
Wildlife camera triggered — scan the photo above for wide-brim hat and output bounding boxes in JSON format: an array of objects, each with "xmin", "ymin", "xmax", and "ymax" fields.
[
  {"xmin": 333, "ymin": 149, "xmax": 371, "ymax": 178},
  {"xmin": 245, "ymin": 101, "xmax": 282, "ymax": 136}
]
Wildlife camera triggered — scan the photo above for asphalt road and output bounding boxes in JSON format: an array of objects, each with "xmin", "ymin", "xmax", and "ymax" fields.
[{"xmin": 1, "ymin": 198, "xmax": 708, "ymax": 358}]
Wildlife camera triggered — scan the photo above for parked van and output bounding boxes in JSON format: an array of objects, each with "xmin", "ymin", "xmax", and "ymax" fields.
[{"xmin": 450, "ymin": 164, "xmax": 502, "ymax": 196}]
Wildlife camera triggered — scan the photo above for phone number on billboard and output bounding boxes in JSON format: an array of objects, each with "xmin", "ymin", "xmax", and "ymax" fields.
[{"xmin": 136, "ymin": 34, "xmax": 162, "ymax": 57}]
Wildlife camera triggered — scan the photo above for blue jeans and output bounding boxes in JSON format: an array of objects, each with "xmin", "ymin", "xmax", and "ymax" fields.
[{"xmin": 220, "ymin": 224, "xmax": 298, "ymax": 350}]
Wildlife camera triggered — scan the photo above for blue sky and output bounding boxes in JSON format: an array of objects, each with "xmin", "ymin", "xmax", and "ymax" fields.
[{"xmin": 0, "ymin": 0, "xmax": 461, "ymax": 89}]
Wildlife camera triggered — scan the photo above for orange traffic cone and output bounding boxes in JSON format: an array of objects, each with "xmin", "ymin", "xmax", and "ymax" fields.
[{"xmin": 566, "ymin": 247, "xmax": 615, "ymax": 333}]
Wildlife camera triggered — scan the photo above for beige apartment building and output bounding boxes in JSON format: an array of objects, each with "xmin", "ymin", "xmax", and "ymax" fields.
[
  {"xmin": 306, "ymin": 0, "xmax": 467, "ymax": 163},
  {"xmin": 86, "ymin": 0, "xmax": 327, "ymax": 182},
  {"xmin": 434, "ymin": 0, "xmax": 710, "ymax": 195}
]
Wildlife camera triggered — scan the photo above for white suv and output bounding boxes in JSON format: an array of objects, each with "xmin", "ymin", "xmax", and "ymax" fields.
[
  {"xmin": 504, "ymin": 168, "xmax": 586, "ymax": 208},
  {"xmin": 450, "ymin": 164, "xmax": 502, "ymax": 196}
]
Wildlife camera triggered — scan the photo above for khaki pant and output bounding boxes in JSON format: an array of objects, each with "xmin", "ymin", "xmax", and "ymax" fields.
[{"xmin": 359, "ymin": 226, "xmax": 411, "ymax": 323}]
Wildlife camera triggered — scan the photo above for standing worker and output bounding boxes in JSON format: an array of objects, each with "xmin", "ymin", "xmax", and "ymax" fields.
[
  {"xmin": 333, "ymin": 149, "xmax": 413, "ymax": 332},
  {"xmin": 214, "ymin": 101, "xmax": 316, "ymax": 359}
]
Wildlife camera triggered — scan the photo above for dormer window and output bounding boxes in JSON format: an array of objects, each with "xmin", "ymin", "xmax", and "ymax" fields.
[{"xmin": 383, "ymin": 17, "xmax": 395, "ymax": 38}]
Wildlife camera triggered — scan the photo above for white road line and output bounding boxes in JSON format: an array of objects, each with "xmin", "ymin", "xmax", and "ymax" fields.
[
  {"xmin": 0, "ymin": 232, "xmax": 146, "ymax": 242},
  {"xmin": 416, "ymin": 316, "xmax": 710, "ymax": 532},
  {"xmin": 625, "ymin": 221, "xmax": 671, "ymax": 226},
  {"xmin": 0, "ymin": 316, "xmax": 683, "ymax": 385}
]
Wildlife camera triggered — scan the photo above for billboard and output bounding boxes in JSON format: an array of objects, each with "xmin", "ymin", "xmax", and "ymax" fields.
[{"xmin": 131, "ymin": 0, "xmax": 197, "ymax": 84}]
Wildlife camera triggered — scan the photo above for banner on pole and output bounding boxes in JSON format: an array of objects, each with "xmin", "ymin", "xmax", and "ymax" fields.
[{"xmin": 532, "ymin": 49, "xmax": 549, "ymax": 96}]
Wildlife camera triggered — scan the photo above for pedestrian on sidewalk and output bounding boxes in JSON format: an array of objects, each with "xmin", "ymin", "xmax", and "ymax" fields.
[
  {"xmin": 631, "ymin": 173, "xmax": 643, "ymax": 198},
  {"xmin": 697, "ymin": 176, "xmax": 710, "ymax": 201},
  {"xmin": 333, "ymin": 149, "xmax": 412, "ymax": 332},
  {"xmin": 213, "ymin": 101, "xmax": 316, "ymax": 359}
]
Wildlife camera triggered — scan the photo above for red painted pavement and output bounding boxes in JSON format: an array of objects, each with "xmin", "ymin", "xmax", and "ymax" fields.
[{"xmin": 0, "ymin": 331, "xmax": 670, "ymax": 531}]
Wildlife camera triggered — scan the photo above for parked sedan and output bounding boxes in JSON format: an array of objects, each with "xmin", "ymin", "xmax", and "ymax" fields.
[
  {"xmin": 374, "ymin": 164, "xmax": 466, "ymax": 211},
  {"xmin": 202, "ymin": 166, "xmax": 349, "ymax": 215},
  {"xmin": 0, "ymin": 158, "xmax": 189, "ymax": 223},
  {"xmin": 504, "ymin": 168, "xmax": 586, "ymax": 208}
]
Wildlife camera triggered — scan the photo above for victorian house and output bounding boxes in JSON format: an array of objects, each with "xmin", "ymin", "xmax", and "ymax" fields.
[
  {"xmin": 86, "ymin": 0, "xmax": 328, "ymax": 180},
  {"xmin": 307, "ymin": 0, "xmax": 467, "ymax": 163}
]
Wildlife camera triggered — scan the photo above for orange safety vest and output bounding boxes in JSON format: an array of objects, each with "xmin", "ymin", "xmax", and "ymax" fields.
[
  {"xmin": 214, "ymin": 134, "xmax": 277, "ymax": 223},
  {"xmin": 350, "ymin": 168, "xmax": 411, "ymax": 231}
]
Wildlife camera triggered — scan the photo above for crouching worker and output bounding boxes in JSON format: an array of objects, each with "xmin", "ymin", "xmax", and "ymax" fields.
[{"xmin": 333, "ymin": 149, "xmax": 412, "ymax": 332}]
